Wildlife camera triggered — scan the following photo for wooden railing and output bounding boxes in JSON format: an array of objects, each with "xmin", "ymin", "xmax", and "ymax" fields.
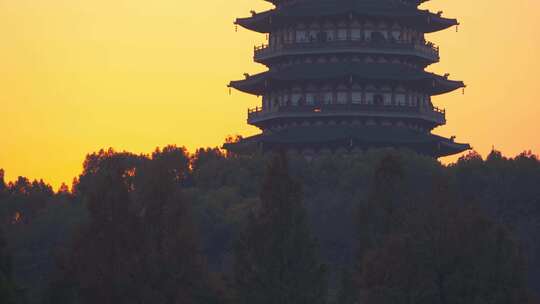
[
  {"xmin": 248, "ymin": 104, "xmax": 445, "ymax": 120},
  {"xmin": 254, "ymin": 40, "xmax": 439, "ymax": 60}
]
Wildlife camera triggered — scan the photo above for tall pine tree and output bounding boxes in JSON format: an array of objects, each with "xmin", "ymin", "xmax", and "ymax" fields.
[{"xmin": 234, "ymin": 153, "xmax": 327, "ymax": 304}]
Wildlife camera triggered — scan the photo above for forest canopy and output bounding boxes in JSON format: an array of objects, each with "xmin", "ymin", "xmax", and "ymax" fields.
[{"xmin": 0, "ymin": 147, "xmax": 539, "ymax": 303}]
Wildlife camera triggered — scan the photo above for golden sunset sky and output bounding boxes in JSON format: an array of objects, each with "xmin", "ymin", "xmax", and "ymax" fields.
[{"xmin": 1, "ymin": 0, "xmax": 539, "ymax": 188}]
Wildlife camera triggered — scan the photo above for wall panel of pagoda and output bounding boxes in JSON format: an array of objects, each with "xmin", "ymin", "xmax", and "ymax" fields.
[
  {"xmin": 268, "ymin": 18, "xmax": 426, "ymax": 48},
  {"xmin": 261, "ymin": 82, "xmax": 433, "ymax": 111}
]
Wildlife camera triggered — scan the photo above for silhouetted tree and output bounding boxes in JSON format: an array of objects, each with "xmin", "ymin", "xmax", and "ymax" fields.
[
  {"xmin": 133, "ymin": 146, "xmax": 222, "ymax": 304},
  {"xmin": 357, "ymin": 178, "xmax": 530, "ymax": 304},
  {"xmin": 0, "ymin": 228, "xmax": 21, "ymax": 304},
  {"xmin": 68, "ymin": 147, "xmax": 223, "ymax": 304},
  {"xmin": 192, "ymin": 148, "xmax": 225, "ymax": 174},
  {"xmin": 357, "ymin": 153, "xmax": 405, "ymax": 261},
  {"xmin": 69, "ymin": 149, "xmax": 145, "ymax": 304},
  {"xmin": 57, "ymin": 183, "xmax": 70, "ymax": 196},
  {"xmin": 2, "ymin": 147, "xmax": 540, "ymax": 302},
  {"xmin": 234, "ymin": 153, "xmax": 327, "ymax": 304}
]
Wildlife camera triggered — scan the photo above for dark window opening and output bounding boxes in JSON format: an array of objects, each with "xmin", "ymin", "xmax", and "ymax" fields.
[{"xmin": 374, "ymin": 94, "xmax": 384, "ymax": 106}]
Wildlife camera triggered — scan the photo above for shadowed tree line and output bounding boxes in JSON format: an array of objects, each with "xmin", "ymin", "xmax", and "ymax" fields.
[{"xmin": 0, "ymin": 147, "xmax": 539, "ymax": 303}]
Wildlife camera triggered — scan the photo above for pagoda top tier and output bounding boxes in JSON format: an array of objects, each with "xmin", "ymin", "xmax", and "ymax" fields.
[
  {"xmin": 237, "ymin": 0, "xmax": 457, "ymax": 33},
  {"xmin": 264, "ymin": 0, "xmax": 430, "ymax": 8}
]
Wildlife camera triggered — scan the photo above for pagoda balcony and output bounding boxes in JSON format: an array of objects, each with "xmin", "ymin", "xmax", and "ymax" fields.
[
  {"xmin": 247, "ymin": 104, "xmax": 446, "ymax": 126},
  {"xmin": 254, "ymin": 40, "xmax": 439, "ymax": 63}
]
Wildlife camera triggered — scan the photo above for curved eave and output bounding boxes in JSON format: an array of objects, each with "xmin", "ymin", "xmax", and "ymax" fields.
[
  {"xmin": 235, "ymin": 11, "xmax": 274, "ymax": 33},
  {"xmin": 224, "ymin": 126, "xmax": 470, "ymax": 158},
  {"xmin": 423, "ymin": 14, "xmax": 458, "ymax": 33},
  {"xmin": 432, "ymin": 78, "xmax": 465, "ymax": 96},
  {"xmin": 229, "ymin": 63, "xmax": 464, "ymax": 96},
  {"xmin": 235, "ymin": 10, "xmax": 458, "ymax": 34},
  {"xmin": 437, "ymin": 140, "xmax": 471, "ymax": 157}
]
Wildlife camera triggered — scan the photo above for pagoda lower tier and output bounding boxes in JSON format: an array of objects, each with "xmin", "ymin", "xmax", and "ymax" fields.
[{"xmin": 224, "ymin": 125, "xmax": 470, "ymax": 158}]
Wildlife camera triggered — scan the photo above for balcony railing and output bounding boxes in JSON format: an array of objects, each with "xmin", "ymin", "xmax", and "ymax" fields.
[
  {"xmin": 254, "ymin": 39, "xmax": 439, "ymax": 61},
  {"xmin": 248, "ymin": 103, "xmax": 445, "ymax": 124}
]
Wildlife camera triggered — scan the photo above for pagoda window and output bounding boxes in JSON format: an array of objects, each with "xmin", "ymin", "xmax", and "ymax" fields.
[
  {"xmin": 419, "ymin": 95, "xmax": 426, "ymax": 107},
  {"xmin": 296, "ymin": 30, "xmax": 308, "ymax": 43},
  {"xmin": 306, "ymin": 93, "xmax": 316, "ymax": 105},
  {"xmin": 275, "ymin": 33, "xmax": 282, "ymax": 45},
  {"xmin": 373, "ymin": 94, "xmax": 384, "ymax": 106},
  {"xmin": 409, "ymin": 92, "xmax": 416, "ymax": 106},
  {"xmin": 305, "ymin": 85, "xmax": 317, "ymax": 105},
  {"xmin": 287, "ymin": 29, "xmax": 294, "ymax": 44},
  {"xmin": 365, "ymin": 84, "xmax": 376, "ymax": 105},
  {"xmin": 383, "ymin": 93, "xmax": 392, "ymax": 106},
  {"xmin": 277, "ymin": 94, "xmax": 284, "ymax": 106},
  {"xmin": 424, "ymin": 95, "xmax": 430, "ymax": 107},
  {"xmin": 391, "ymin": 30, "xmax": 401, "ymax": 42},
  {"xmin": 352, "ymin": 91, "xmax": 363, "ymax": 104},
  {"xmin": 270, "ymin": 93, "xmax": 278, "ymax": 110},
  {"xmin": 404, "ymin": 29, "xmax": 413, "ymax": 43},
  {"xmin": 309, "ymin": 30, "xmax": 318, "ymax": 42},
  {"xmin": 395, "ymin": 94, "xmax": 406, "ymax": 106},
  {"xmin": 351, "ymin": 28, "xmax": 362, "ymax": 41},
  {"xmin": 325, "ymin": 29, "xmax": 335, "ymax": 41},
  {"xmin": 365, "ymin": 93, "xmax": 374, "ymax": 105},
  {"xmin": 336, "ymin": 86, "xmax": 348, "ymax": 104},
  {"xmin": 371, "ymin": 31, "xmax": 387, "ymax": 43},
  {"xmin": 291, "ymin": 93, "xmax": 303, "ymax": 106},
  {"xmin": 337, "ymin": 29, "xmax": 347, "ymax": 41},
  {"xmin": 364, "ymin": 30, "xmax": 372, "ymax": 41},
  {"xmin": 323, "ymin": 91, "xmax": 333, "ymax": 104},
  {"xmin": 401, "ymin": 30, "xmax": 408, "ymax": 43},
  {"xmin": 337, "ymin": 92, "xmax": 348, "ymax": 104}
]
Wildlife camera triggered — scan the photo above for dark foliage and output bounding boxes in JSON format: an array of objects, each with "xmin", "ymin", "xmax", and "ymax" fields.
[
  {"xmin": 355, "ymin": 156, "xmax": 530, "ymax": 303},
  {"xmin": 0, "ymin": 147, "xmax": 539, "ymax": 303},
  {"xmin": 0, "ymin": 228, "xmax": 22, "ymax": 304},
  {"xmin": 64, "ymin": 147, "xmax": 222, "ymax": 304},
  {"xmin": 234, "ymin": 153, "xmax": 327, "ymax": 304}
]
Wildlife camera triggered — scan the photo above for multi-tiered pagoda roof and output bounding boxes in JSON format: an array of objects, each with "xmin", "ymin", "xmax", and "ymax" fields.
[
  {"xmin": 236, "ymin": 0, "xmax": 458, "ymax": 33},
  {"xmin": 227, "ymin": 0, "xmax": 470, "ymax": 157}
]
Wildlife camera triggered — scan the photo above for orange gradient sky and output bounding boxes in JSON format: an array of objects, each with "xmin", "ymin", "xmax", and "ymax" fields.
[{"xmin": 1, "ymin": 0, "xmax": 539, "ymax": 188}]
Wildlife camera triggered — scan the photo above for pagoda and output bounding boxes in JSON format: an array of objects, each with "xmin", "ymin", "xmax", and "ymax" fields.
[{"xmin": 227, "ymin": 0, "xmax": 470, "ymax": 157}]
